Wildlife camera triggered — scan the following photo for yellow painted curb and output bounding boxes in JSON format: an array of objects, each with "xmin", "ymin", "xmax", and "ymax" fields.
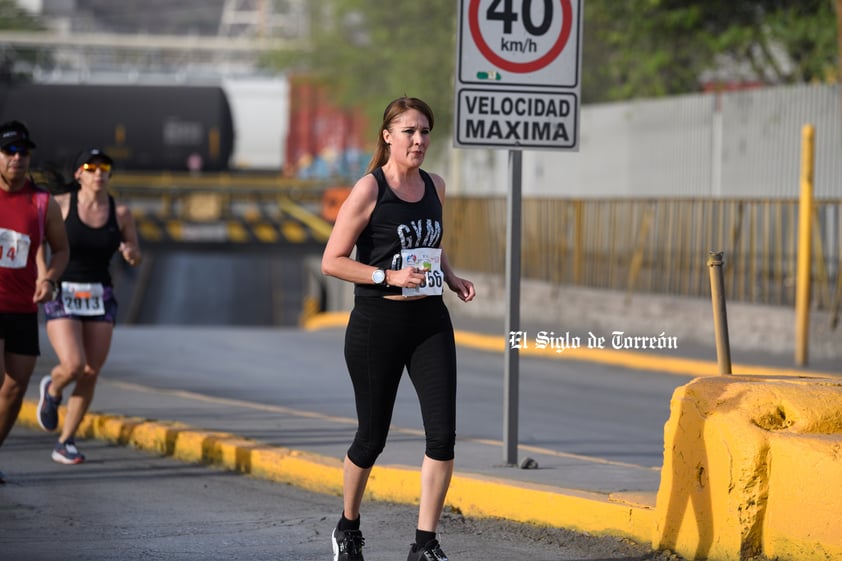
[
  {"xmin": 18, "ymin": 400, "xmax": 653, "ymax": 544},
  {"xmin": 302, "ymin": 311, "xmax": 349, "ymax": 331},
  {"xmin": 302, "ymin": 312, "xmax": 840, "ymax": 379}
]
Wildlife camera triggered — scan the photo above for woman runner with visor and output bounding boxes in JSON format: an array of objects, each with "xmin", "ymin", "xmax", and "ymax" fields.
[{"xmin": 37, "ymin": 148, "xmax": 141, "ymax": 464}]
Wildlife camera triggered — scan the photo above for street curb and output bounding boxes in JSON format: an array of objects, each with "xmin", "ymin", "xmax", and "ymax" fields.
[
  {"xmin": 18, "ymin": 316, "xmax": 836, "ymax": 554},
  {"xmin": 18, "ymin": 400, "xmax": 654, "ymax": 544},
  {"xmin": 303, "ymin": 312, "xmax": 839, "ymax": 379}
]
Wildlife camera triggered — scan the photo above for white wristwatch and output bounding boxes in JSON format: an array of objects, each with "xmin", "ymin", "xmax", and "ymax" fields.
[{"xmin": 371, "ymin": 268, "xmax": 386, "ymax": 285}]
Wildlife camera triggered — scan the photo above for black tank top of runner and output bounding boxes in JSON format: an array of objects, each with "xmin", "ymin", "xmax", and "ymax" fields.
[
  {"xmin": 354, "ymin": 167, "xmax": 443, "ymax": 297},
  {"xmin": 61, "ymin": 190, "xmax": 122, "ymax": 287}
]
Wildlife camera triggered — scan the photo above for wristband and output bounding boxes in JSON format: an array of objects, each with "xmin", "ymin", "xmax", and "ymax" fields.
[{"xmin": 41, "ymin": 278, "xmax": 59, "ymax": 300}]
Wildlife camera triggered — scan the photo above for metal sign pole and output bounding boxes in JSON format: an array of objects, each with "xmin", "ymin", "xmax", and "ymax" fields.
[
  {"xmin": 503, "ymin": 149, "xmax": 523, "ymax": 466},
  {"xmin": 454, "ymin": 0, "xmax": 583, "ymax": 468}
]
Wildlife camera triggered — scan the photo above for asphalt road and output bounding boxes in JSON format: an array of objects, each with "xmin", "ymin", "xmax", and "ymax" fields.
[
  {"xmin": 29, "ymin": 325, "xmax": 692, "ymax": 471},
  {"xmin": 0, "ymin": 427, "xmax": 679, "ymax": 561},
  {"xmin": 0, "ymin": 322, "xmax": 696, "ymax": 560}
]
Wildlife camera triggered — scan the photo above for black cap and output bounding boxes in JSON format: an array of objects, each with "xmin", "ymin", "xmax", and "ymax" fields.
[
  {"xmin": 74, "ymin": 148, "xmax": 113, "ymax": 170},
  {"xmin": 0, "ymin": 120, "xmax": 37, "ymax": 149}
]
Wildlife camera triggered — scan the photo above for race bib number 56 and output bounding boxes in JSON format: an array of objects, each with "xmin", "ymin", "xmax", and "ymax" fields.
[{"xmin": 401, "ymin": 247, "xmax": 444, "ymax": 297}]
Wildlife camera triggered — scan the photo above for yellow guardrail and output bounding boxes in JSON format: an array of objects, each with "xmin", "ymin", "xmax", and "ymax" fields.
[{"xmin": 443, "ymin": 196, "xmax": 842, "ymax": 311}]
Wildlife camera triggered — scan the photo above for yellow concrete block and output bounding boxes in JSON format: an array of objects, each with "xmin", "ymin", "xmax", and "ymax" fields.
[
  {"xmin": 763, "ymin": 433, "xmax": 842, "ymax": 561},
  {"xmin": 653, "ymin": 376, "xmax": 842, "ymax": 561},
  {"xmin": 172, "ymin": 430, "xmax": 215, "ymax": 463},
  {"xmin": 87, "ymin": 415, "xmax": 143, "ymax": 444},
  {"xmin": 130, "ymin": 421, "xmax": 181, "ymax": 455},
  {"xmin": 213, "ymin": 437, "xmax": 264, "ymax": 472}
]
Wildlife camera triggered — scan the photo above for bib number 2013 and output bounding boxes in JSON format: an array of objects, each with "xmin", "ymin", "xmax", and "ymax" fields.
[{"xmin": 61, "ymin": 282, "xmax": 105, "ymax": 316}]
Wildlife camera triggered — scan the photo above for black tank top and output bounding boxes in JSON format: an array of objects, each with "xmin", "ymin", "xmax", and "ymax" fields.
[
  {"xmin": 61, "ymin": 190, "xmax": 122, "ymax": 287},
  {"xmin": 354, "ymin": 167, "xmax": 443, "ymax": 297}
]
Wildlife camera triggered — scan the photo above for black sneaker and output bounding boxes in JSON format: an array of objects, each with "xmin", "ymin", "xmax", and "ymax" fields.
[
  {"xmin": 332, "ymin": 527, "xmax": 365, "ymax": 561},
  {"xmin": 37, "ymin": 376, "xmax": 61, "ymax": 432},
  {"xmin": 407, "ymin": 539, "xmax": 449, "ymax": 561},
  {"xmin": 52, "ymin": 438, "xmax": 85, "ymax": 465}
]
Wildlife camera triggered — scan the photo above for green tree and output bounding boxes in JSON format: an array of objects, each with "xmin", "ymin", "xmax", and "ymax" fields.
[
  {"xmin": 0, "ymin": 0, "xmax": 43, "ymax": 30},
  {"xmin": 584, "ymin": 0, "xmax": 838, "ymax": 101},
  {"xmin": 265, "ymin": 0, "xmax": 458, "ymax": 143},
  {"xmin": 764, "ymin": 1, "xmax": 838, "ymax": 83},
  {"xmin": 0, "ymin": 0, "xmax": 48, "ymax": 82},
  {"xmin": 265, "ymin": 1, "xmax": 840, "ymax": 131}
]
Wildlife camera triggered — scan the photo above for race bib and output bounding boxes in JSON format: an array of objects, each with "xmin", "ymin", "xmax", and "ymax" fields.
[
  {"xmin": 401, "ymin": 247, "xmax": 443, "ymax": 297},
  {"xmin": 0, "ymin": 227, "xmax": 31, "ymax": 269},
  {"xmin": 61, "ymin": 282, "xmax": 105, "ymax": 316}
]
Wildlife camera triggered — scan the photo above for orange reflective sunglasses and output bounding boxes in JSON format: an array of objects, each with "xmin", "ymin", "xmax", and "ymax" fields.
[{"xmin": 83, "ymin": 162, "xmax": 112, "ymax": 173}]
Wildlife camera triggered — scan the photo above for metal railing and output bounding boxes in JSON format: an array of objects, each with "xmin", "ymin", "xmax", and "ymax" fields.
[
  {"xmin": 444, "ymin": 197, "xmax": 842, "ymax": 315},
  {"xmin": 49, "ymin": 170, "xmax": 839, "ymax": 319}
]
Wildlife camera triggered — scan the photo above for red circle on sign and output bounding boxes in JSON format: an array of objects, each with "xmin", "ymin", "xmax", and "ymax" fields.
[{"xmin": 469, "ymin": 0, "xmax": 572, "ymax": 74}]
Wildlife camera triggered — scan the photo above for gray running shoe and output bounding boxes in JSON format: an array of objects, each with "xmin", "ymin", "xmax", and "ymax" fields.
[{"xmin": 52, "ymin": 438, "xmax": 85, "ymax": 465}]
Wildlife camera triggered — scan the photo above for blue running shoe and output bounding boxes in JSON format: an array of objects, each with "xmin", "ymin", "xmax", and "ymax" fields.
[
  {"xmin": 52, "ymin": 438, "xmax": 85, "ymax": 465},
  {"xmin": 37, "ymin": 376, "xmax": 61, "ymax": 432}
]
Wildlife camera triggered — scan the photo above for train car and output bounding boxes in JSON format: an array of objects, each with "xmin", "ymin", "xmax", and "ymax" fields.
[
  {"xmin": 0, "ymin": 82, "xmax": 235, "ymax": 173},
  {"xmin": 222, "ymin": 77, "xmax": 288, "ymax": 171},
  {"xmin": 285, "ymin": 75, "xmax": 369, "ymax": 181}
]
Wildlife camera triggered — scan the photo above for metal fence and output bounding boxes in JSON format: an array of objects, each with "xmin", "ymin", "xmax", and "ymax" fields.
[{"xmin": 444, "ymin": 197, "xmax": 842, "ymax": 314}]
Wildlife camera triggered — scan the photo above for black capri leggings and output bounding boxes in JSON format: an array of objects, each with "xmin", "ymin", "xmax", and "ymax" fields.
[{"xmin": 344, "ymin": 295, "xmax": 457, "ymax": 469}]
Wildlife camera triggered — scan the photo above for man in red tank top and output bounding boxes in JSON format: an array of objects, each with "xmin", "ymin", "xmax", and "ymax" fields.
[{"xmin": 0, "ymin": 121, "xmax": 69, "ymax": 483}]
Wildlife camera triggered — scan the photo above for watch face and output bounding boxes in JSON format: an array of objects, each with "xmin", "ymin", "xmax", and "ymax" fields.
[{"xmin": 372, "ymin": 269, "xmax": 386, "ymax": 284}]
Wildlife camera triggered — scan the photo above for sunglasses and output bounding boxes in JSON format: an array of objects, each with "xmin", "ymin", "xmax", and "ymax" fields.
[
  {"xmin": 83, "ymin": 162, "xmax": 112, "ymax": 173},
  {"xmin": 1, "ymin": 145, "xmax": 31, "ymax": 157}
]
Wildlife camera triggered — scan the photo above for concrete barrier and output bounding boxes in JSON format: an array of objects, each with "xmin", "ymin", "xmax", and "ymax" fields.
[{"xmin": 652, "ymin": 375, "xmax": 842, "ymax": 561}]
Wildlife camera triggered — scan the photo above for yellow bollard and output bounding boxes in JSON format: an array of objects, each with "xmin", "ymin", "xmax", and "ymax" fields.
[
  {"xmin": 795, "ymin": 124, "xmax": 815, "ymax": 367},
  {"xmin": 707, "ymin": 251, "xmax": 732, "ymax": 375}
]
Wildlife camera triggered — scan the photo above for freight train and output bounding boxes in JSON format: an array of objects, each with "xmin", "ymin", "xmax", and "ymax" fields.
[
  {"xmin": 0, "ymin": 82, "xmax": 235, "ymax": 173},
  {"xmin": 0, "ymin": 78, "xmax": 369, "ymax": 179}
]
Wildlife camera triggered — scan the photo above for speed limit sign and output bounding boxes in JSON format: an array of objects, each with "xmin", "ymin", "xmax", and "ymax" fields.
[{"xmin": 455, "ymin": 0, "xmax": 583, "ymax": 150}]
